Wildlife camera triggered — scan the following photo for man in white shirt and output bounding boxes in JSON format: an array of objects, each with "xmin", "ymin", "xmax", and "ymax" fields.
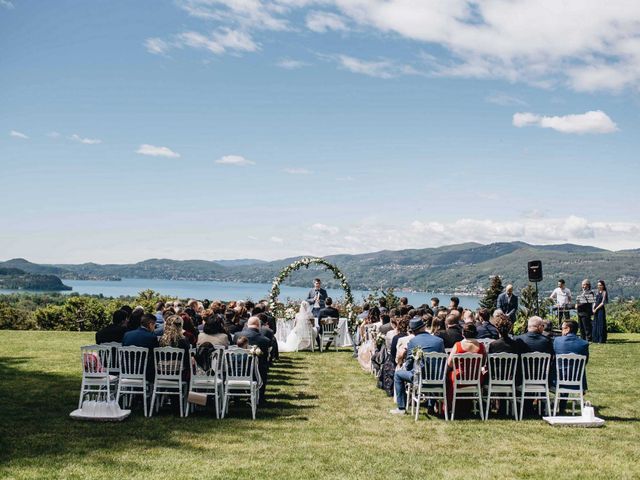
[{"xmin": 550, "ymin": 279, "xmax": 572, "ymax": 321}]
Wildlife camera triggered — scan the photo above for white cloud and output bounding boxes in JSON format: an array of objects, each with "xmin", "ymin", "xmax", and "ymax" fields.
[
  {"xmin": 158, "ymin": 1, "xmax": 640, "ymax": 92},
  {"xmin": 178, "ymin": 0, "xmax": 290, "ymax": 31},
  {"xmin": 310, "ymin": 223, "xmax": 339, "ymax": 234},
  {"xmin": 136, "ymin": 144, "xmax": 181, "ymax": 158},
  {"xmin": 0, "ymin": 0, "xmax": 14, "ymax": 10},
  {"xmin": 270, "ymin": 236, "xmax": 284, "ymax": 243},
  {"xmin": 513, "ymin": 110, "xmax": 618, "ymax": 134},
  {"xmin": 144, "ymin": 37, "xmax": 170, "ymax": 55},
  {"xmin": 175, "ymin": 28, "xmax": 258, "ymax": 54},
  {"xmin": 336, "ymin": 54, "xmax": 421, "ymax": 79},
  {"xmin": 215, "ymin": 154, "xmax": 256, "ymax": 166},
  {"xmin": 276, "ymin": 58, "xmax": 308, "ymax": 69},
  {"xmin": 9, "ymin": 130, "xmax": 28, "ymax": 139},
  {"xmin": 485, "ymin": 92, "xmax": 527, "ymax": 107},
  {"xmin": 306, "ymin": 11, "xmax": 348, "ymax": 33},
  {"xmin": 47, "ymin": 131, "xmax": 61, "ymax": 138},
  {"xmin": 70, "ymin": 134, "xmax": 102, "ymax": 144},
  {"xmin": 283, "ymin": 167, "xmax": 313, "ymax": 175}
]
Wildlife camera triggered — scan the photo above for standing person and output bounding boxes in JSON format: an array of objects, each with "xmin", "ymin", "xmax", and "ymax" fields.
[
  {"xmin": 592, "ymin": 280, "xmax": 608, "ymax": 344},
  {"xmin": 550, "ymin": 279, "xmax": 572, "ymax": 323},
  {"xmin": 497, "ymin": 284, "xmax": 519, "ymax": 323},
  {"xmin": 575, "ymin": 279, "xmax": 596, "ymax": 341},
  {"xmin": 449, "ymin": 297, "xmax": 460, "ymax": 310},
  {"xmin": 306, "ymin": 278, "xmax": 327, "ymax": 318}
]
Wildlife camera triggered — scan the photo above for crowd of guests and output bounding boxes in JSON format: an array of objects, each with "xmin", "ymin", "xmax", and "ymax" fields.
[
  {"xmin": 94, "ymin": 299, "xmax": 279, "ymax": 406},
  {"xmin": 354, "ymin": 291, "xmax": 594, "ymax": 418}
]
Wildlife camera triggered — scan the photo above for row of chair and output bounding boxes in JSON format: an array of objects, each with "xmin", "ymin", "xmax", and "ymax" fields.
[
  {"xmin": 79, "ymin": 343, "xmax": 263, "ymax": 419},
  {"xmin": 407, "ymin": 351, "xmax": 587, "ymax": 421}
]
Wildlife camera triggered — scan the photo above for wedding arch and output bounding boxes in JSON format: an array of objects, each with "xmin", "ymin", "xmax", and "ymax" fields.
[{"xmin": 268, "ymin": 257, "xmax": 356, "ymax": 330}]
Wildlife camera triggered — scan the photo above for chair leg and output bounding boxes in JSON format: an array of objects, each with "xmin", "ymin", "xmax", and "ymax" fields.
[
  {"xmin": 451, "ymin": 386, "xmax": 457, "ymax": 420},
  {"xmin": 414, "ymin": 395, "xmax": 420, "ymax": 421},
  {"xmin": 545, "ymin": 392, "xmax": 551, "ymax": 416},
  {"xmin": 442, "ymin": 396, "xmax": 449, "ymax": 421},
  {"xmin": 477, "ymin": 386, "xmax": 485, "ymax": 420},
  {"xmin": 512, "ymin": 392, "xmax": 518, "ymax": 421},
  {"xmin": 78, "ymin": 383, "xmax": 85, "ymax": 409},
  {"xmin": 553, "ymin": 394, "xmax": 559, "ymax": 416},
  {"xmin": 485, "ymin": 387, "xmax": 492, "ymax": 420},
  {"xmin": 519, "ymin": 391, "xmax": 525, "ymax": 421},
  {"xmin": 179, "ymin": 385, "xmax": 184, "ymax": 418}
]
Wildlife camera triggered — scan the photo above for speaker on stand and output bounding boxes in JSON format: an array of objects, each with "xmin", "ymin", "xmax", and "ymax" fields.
[{"xmin": 527, "ymin": 261, "xmax": 543, "ymax": 316}]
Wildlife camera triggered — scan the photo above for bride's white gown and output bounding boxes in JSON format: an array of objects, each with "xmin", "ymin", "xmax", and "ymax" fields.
[{"xmin": 278, "ymin": 302, "xmax": 317, "ymax": 352}]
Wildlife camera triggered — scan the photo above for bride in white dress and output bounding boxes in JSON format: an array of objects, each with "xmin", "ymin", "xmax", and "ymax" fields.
[{"xmin": 278, "ymin": 301, "xmax": 317, "ymax": 352}]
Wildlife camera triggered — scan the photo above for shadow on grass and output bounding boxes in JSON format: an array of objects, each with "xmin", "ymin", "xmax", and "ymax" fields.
[
  {"xmin": 605, "ymin": 339, "xmax": 640, "ymax": 345},
  {"xmin": 0, "ymin": 354, "xmax": 318, "ymax": 465}
]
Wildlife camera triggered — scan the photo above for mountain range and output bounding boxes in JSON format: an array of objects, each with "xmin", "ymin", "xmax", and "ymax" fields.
[{"xmin": 1, "ymin": 242, "xmax": 639, "ymax": 297}]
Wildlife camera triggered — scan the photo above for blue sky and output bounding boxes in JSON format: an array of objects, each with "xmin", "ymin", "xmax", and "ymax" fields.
[{"xmin": 1, "ymin": 0, "xmax": 639, "ymax": 263}]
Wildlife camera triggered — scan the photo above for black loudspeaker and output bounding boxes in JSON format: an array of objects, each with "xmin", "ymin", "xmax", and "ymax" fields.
[{"xmin": 528, "ymin": 260, "xmax": 543, "ymax": 282}]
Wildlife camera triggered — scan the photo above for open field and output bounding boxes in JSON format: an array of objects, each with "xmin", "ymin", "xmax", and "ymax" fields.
[{"xmin": 1, "ymin": 331, "xmax": 639, "ymax": 479}]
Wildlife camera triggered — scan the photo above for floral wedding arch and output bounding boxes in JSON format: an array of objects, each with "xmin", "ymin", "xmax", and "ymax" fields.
[{"xmin": 268, "ymin": 257, "xmax": 356, "ymax": 330}]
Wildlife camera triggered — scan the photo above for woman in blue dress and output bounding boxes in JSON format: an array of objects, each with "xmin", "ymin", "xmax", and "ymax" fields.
[{"xmin": 592, "ymin": 280, "xmax": 608, "ymax": 343}]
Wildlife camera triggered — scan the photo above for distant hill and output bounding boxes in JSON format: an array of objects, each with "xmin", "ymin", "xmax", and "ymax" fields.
[
  {"xmin": 213, "ymin": 259, "xmax": 267, "ymax": 267},
  {"xmin": 0, "ymin": 267, "xmax": 71, "ymax": 291},
  {"xmin": 2, "ymin": 241, "xmax": 639, "ymax": 297}
]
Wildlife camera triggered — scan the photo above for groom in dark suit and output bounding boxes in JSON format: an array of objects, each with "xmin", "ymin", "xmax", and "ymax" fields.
[{"xmin": 306, "ymin": 278, "xmax": 328, "ymax": 318}]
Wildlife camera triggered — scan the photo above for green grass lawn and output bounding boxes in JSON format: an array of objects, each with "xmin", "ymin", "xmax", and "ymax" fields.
[{"xmin": 1, "ymin": 331, "xmax": 639, "ymax": 479}]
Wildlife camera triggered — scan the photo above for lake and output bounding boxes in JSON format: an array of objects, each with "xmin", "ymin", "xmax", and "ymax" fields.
[{"xmin": 1, "ymin": 277, "xmax": 479, "ymax": 309}]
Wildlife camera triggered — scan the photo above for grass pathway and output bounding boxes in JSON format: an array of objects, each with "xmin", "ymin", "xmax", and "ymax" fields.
[{"xmin": 1, "ymin": 331, "xmax": 639, "ymax": 479}]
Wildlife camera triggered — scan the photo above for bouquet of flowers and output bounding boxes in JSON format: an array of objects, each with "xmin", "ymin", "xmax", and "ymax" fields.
[{"xmin": 375, "ymin": 332, "xmax": 386, "ymax": 348}]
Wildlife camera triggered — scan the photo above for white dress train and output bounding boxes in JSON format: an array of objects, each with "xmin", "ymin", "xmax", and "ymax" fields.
[{"xmin": 278, "ymin": 304, "xmax": 317, "ymax": 352}]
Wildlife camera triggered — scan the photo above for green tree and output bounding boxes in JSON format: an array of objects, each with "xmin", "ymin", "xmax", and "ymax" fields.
[{"xmin": 479, "ymin": 275, "xmax": 503, "ymax": 312}]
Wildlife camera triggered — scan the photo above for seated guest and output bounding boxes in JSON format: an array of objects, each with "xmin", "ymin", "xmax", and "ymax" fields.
[
  {"xmin": 236, "ymin": 335, "xmax": 249, "ymax": 350},
  {"xmin": 390, "ymin": 316, "xmax": 410, "ymax": 365},
  {"xmin": 446, "ymin": 323, "xmax": 487, "ymax": 409},
  {"xmin": 384, "ymin": 317, "xmax": 399, "ymax": 350},
  {"xmin": 449, "ymin": 296, "xmax": 460, "ymax": 310},
  {"xmin": 394, "ymin": 318, "xmax": 415, "ymax": 366},
  {"xmin": 317, "ymin": 297, "xmax": 341, "ymax": 324},
  {"xmin": 154, "ymin": 301, "xmax": 165, "ymax": 323},
  {"xmin": 489, "ymin": 313, "xmax": 528, "ymax": 355},
  {"xmin": 476, "ymin": 308, "xmax": 499, "ymax": 339},
  {"xmin": 462, "ymin": 309, "xmax": 475, "ymax": 324},
  {"xmin": 197, "ymin": 316, "xmax": 230, "ymax": 347},
  {"xmin": 390, "ymin": 317, "xmax": 445, "ymax": 415},
  {"xmin": 180, "ymin": 313, "xmax": 199, "ymax": 347},
  {"xmin": 516, "ymin": 316, "xmax": 554, "ymax": 354},
  {"xmin": 96, "ymin": 309, "xmax": 127, "ymax": 344},
  {"xmin": 159, "ymin": 315, "xmax": 191, "ymax": 380},
  {"xmin": 233, "ymin": 316, "xmax": 271, "ymax": 404},
  {"xmin": 430, "ymin": 297, "xmax": 440, "ymax": 312},
  {"xmin": 259, "ymin": 300, "xmax": 277, "ymax": 333},
  {"xmin": 224, "ymin": 309, "xmax": 240, "ymax": 334},
  {"xmin": 357, "ymin": 303, "xmax": 370, "ymax": 321},
  {"xmin": 126, "ymin": 306, "xmax": 144, "ymax": 331},
  {"xmin": 430, "ymin": 316, "xmax": 445, "ymax": 336},
  {"xmin": 257, "ymin": 313, "xmax": 279, "ymax": 361},
  {"xmin": 437, "ymin": 314, "xmax": 464, "ymax": 349},
  {"xmin": 554, "ymin": 320, "xmax": 589, "ymax": 405},
  {"xmin": 122, "ymin": 313, "xmax": 158, "ymax": 381},
  {"xmin": 378, "ymin": 298, "xmax": 388, "ymax": 314},
  {"xmin": 379, "ymin": 313, "xmax": 393, "ymax": 335}
]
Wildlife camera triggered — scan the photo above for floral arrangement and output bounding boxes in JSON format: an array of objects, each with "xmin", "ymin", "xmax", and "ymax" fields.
[
  {"xmin": 375, "ymin": 332, "xmax": 386, "ymax": 348},
  {"xmin": 411, "ymin": 346, "xmax": 425, "ymax": 362},
  {"xmin": 284, "ymin": 306, "xmax": 296, "ymax": 321},
  {"xmin": 248, "ymin": 345, "xmax": 263, "ymax": 357},
  {"xmin": 268, "ymin": 257, "xmax": 356, "ymax": 332}
]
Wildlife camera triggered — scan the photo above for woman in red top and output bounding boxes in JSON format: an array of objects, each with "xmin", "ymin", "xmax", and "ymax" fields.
[{"xmin": 446, "ymin": 323, "xmax": 487, "ymax": 411}]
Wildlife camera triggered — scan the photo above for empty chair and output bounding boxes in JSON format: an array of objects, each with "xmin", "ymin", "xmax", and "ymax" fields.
[
  {"xmin": 187, "ymin": 348, "xmax": 224, "ymax": 418},
  {"xmin": 78, "ymin": 345, "xmax": 116, "ymax": 408},
  {"xmin": 553, "ymin": 353, "xmax": 587, "ymax": 416},
  {"xmin": 485, "ymin": 353, "xmax": 519, "ymax": 420},
  {"xmin": 222, "ymin": 349, "xmax": 262, "ymax": 420},
  {"xmin": 450, "ymin": 353, "xmax": 484, "ymax": 420},
  {"xmin": 518, "ymin": 352, "xmax": 552, "ymax": 419},
  {"xmin": 150, "ymin": 347, "xmax": 186, "ymax": 417},
  {"xmin": 410, "ymin": 352, "xmax": 449, "ymax": 421},
  {"xmin": 319, "ymin": 317, "xmax": 339, "ymax": 352},
  {"xmin": 116, "ymin": 346, "xmax": 149, "ymax": 416}
]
